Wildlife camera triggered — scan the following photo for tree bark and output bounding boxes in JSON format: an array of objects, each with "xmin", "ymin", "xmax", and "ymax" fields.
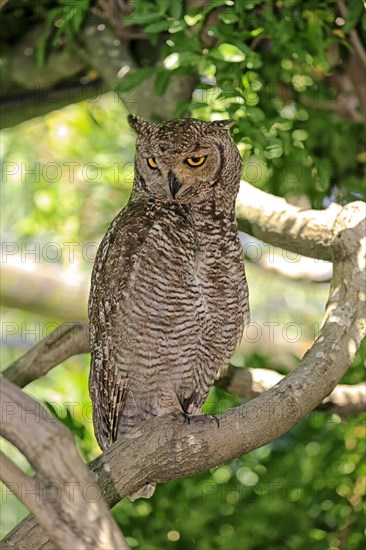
[
  {"xmin": 217, "ymin": 366, "xmax": 365, "ymax": 417},
  {"xmin": 1, "ymin": 183, "xmax": 365, "ymax": 549},
  {"xmin": 0, "ymin": 378, "xmax": 129, "ymax": 549}
]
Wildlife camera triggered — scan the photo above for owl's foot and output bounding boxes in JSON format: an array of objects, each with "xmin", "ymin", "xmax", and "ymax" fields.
[
  {"xmin": 189, "ymin": 413, "xmax": 220, "ymax": 428},
  {"xmin": 171, "ymin": 411, "xmax": 220, "ymax": 428}
]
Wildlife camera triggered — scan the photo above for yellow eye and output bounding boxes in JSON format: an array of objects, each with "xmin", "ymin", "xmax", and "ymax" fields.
[
  {"xmin": 185, "ymin": 156, "xmax": 207, "ymax": 167},
  {"xmin": 147, "ymin": 157, "xmax": 158, "ymax": 169}
]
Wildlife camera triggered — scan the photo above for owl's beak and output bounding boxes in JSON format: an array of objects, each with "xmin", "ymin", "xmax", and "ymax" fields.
[{"xmin": 168, "ymin": 171, "xmax": 181, "ymax": 199}]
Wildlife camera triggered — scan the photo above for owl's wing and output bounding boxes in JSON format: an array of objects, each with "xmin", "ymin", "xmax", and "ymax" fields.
[
  {"xmin": 88, "ymin": 198, "xmax": 157, "ymax": 450},
  {"xmin": 89, "ymin": 343, "xmax": 128, "ymax": 449}
]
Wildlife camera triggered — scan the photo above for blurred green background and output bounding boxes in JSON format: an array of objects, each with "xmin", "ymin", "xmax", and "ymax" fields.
[{"xmin": 1, "ymin": 1, "xmax": 365, "ymax": 549}]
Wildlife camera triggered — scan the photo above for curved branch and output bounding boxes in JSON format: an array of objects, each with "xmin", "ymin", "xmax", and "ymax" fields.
[
  {"xmin": 2, "ymin": 322, "xmax": 89, "ymax": 388},
  {"xmin": 2, "ymin": 183, "xmax": 365, "ymax": 548},
  {"xmin": 3, "ymin": 220, "xmax": 364, "ymax": 545},
  {"xmin": 217, "ymin": 366, "xmax": 366, "ymax": 417},
  {"xmin": 236, "ymin": 181, "xmax": 364, "ymax": 261},
  {"xmin": 0, "ymin": 378, "xmax": 128, "ymax": 550}
]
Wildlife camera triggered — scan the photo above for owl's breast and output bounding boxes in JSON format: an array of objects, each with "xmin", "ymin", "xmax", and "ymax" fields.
[{"xmin": 193, "ymin": 216, "xmax": 249, "ymax": 370}]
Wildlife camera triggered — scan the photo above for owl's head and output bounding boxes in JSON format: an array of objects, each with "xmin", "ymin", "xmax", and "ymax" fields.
[{"xmin": 128, "ymin": 115, "xmax": 242, "ymax": 204}]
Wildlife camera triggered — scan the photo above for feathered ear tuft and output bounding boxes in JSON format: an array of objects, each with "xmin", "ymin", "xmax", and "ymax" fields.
[
  {"xmin": 211, "ymin": 119, "xmax": 235, "ymax": 130},
  {"xmin": 127, "ymin": 114, "xmax": 150, "ymax": 134}
]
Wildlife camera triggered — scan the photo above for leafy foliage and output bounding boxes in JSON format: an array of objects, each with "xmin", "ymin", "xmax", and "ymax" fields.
[
  {"xmin": 113, "ymin": 408, "xmax": 365, "ymax": 550},
  {"xmin": 120, "ymin": 0, "xmax": 365, "ymax": 207}
]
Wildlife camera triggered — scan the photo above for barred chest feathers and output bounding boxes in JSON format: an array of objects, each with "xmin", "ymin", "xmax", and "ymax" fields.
[{"xmin": 88, "ymin": 116, "xmax": 250, "ymax": 498}]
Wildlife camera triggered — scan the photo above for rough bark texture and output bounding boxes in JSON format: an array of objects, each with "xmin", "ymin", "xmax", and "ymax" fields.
[
  {"xmin": 0, "ymin": 379, "xmax": 128, "ymax": 549},
  {"xmin": 1, "ymin": 182, "xmax": 365, "ymax": 549},
  {"xmin": 216, "ymin": 366, "xmax": 365, "ymax": 417},
  {"xmin": 3, "ymin": 322, "xmax": 89, "ymax": 388},
  {"xmin": 236, "ymin": 182, "xmax": 363, "ymax": 262}
]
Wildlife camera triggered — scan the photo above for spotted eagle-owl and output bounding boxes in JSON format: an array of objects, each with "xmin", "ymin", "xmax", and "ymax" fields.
[{"xmin": 89, "ymin": 116, "xmax": 249, "ymax": 497}]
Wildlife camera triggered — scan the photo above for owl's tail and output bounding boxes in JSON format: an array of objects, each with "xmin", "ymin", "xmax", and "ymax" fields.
[{"xmin": 128, "ymin": 482, "xmax": 156, "ymax": 501}]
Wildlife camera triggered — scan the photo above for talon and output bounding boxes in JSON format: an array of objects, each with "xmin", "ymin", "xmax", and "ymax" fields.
[
  {"xmin": 208, "ymin": 414, "xmax": 220, "ymax": 428},
  {"xmin": 171, "ymin": 411, "xmax": 219, "ymax": 427}
]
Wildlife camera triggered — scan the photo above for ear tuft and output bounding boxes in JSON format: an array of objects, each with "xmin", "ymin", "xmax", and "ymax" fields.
[
  {"xmin": 211, "ymin": 119, "xmax": 235, "ymax": 130},
  {"xmin": 127, "ymin": 114, "xmax": 149, "ymax": 134}
]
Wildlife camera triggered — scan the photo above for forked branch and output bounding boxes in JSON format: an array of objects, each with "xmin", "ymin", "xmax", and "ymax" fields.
[
  {"xmin": 1, "ymin": 182, "xmax": 365, "ymax": 549},
  {"xmin": 0, "ymin": 378, "xmax": 129, "ymax": 550}
]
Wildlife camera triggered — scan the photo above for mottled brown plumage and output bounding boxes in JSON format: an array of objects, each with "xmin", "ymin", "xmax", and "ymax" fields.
[{"xmin": 89, "ymin": 116, "xmax": 249, "ymax": 496}]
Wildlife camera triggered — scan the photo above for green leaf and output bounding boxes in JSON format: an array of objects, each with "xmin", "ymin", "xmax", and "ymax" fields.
[
  {"xmin": 144, "ymin": 19, "xmax": 172, "ymax": 33},
  {"xmin": 124, "ymin": 12, "xmax": 161, "ymax": 26},
  {"xmin": 264, "ymin": 142, "xmax": 284, "ymax": 159},
  {"xmin": 184, "ymin": 13, "xmax": 203, "ymax": 26},
  {"xmin": 35, "ymin": 8, "xmax": 59, "ymax": 66},
  {"xmin": 211, "ymin": 43, "xmax": 246, "ymax": 62},
  {"xmin": 157, "ymin": 0, "xmax": 171, "ymax": 12},
  {"xmin": 169, "ymin": 1, "xmax": 183, "ymax": 20},
  {"xmin": 164, "ymin": 52, "xmax": 180, "ymax": 69},
  {"xmin": 343, "ymin": 0, "xmax": 363, "ymax": 32},
  {"xmin": 154, "ymin": 70, "xmax": 171, "ymax": 96}
]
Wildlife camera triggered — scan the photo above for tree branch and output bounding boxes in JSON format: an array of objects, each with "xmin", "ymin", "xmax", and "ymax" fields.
[
  {"xmin": 236, "ymin": 182, "xmax": 363, "ymax": 262},
  {"xmin": 217, "ymin": 366, "xmax": 366, "ymax": 417},
  {"xmin": 2, "ymin": 183, "xmax": 365, "ymax": 548},
  {"xmin": 241, "ymin": 234, "xmax": 333, "ymax": 282},
  {"xmin": 2, "ymin": 180, "xmax": 365, "ymax": 404},
  {"xmin": 3, "ymin": 213, "xmax": 365, "ymax": 545},
  {"xmin": 2, "ymin": 322, "xmax": 89, "ymax": 388},
  {"xmin": 1, "ymin": 181, "xmax": 359, "ymax": 319},
  {"xmin": 0, "ymin": 378, "xmax": 129, "ymax": 549},
  {"xmin": 0, "ymin": 258, "xmax": 89, "ymax": 320}
]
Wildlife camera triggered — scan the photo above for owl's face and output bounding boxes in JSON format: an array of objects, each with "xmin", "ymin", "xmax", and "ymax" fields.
[{"xmin": 128, "ymin": 116, "xmax": 241, "ymax": 203}]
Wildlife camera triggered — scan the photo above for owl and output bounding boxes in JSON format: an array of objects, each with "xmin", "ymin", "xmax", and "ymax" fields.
[{"xmin": 89, "ymin": 116, "xmax": 249, "ymax": 498}]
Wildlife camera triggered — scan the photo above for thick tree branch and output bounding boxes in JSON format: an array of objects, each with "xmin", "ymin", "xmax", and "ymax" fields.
[
  {"xmin": 2, "ymin": 183, "xmax": 365, "ymax": 548},
  {"xmin": 0, "ymin": 378, "xmax": 129, "ymax": 549},
  {"xmin": 3, "ymin": 214, "xmax": 365, "ymax": 545},
  {"xmin": 2, "ymin": 322, "xmax": 89, "ymax": 388},
  {"xmin": 236, "ymin": 182, "xmax": 363, "ymax": 262},
  {"xmin": 217, "ymin": 366, "xmax": 366, "ymax": 417}
]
